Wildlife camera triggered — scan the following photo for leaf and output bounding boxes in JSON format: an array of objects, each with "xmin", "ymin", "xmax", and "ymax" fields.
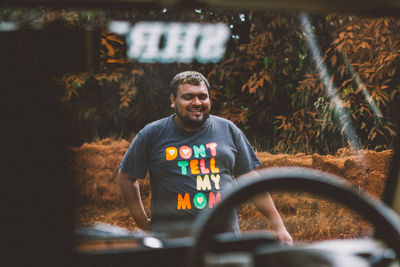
[
  {"xmin": 107, "ymin": 58, "xmax": 128, "ymax": 64},
  {"xmin": 101, "ymin": 38, "xmax": 115, "ymax": 57},
  {"xmin": 329, "ymin": 74, "xmax": 335, "ymax": 86},
  {"xmin": 258, "ymin": 78, "xmax": 264, "ymax": 87},
  {"xmin": 241, "ymin": 83, "xmax": 248, "ymax": 92},
  {"xmin": 331, "ymin": 55, "xmax": 337, "ymax": 66},
  {"xmin": 263, "ymin": 73, "xmax": 272, "ymax": 83},
  {"xmin": 131, "ymin": 69, "xmax": 144, "ymax": 76},
  {"xmin": 369, "ymin": 130, "xmax": 377, "ymax": 141},
  {"xmin": 384, "ymin": 125, "xmax": 396, "ymax": 136},
  {"xmin": 249, "ymin": 84, "xmax": 257, "ymax": 94},
  {"xmin": 390, "ymin": 89, "xmax": 399, "ymax": 99},
  {"xmin": 264, "ymin": 57, "xmax": 269, "ymax": 70},
  {"xmin": 106, "ymin": 34, "xmax": 125, "ymax": 45}
]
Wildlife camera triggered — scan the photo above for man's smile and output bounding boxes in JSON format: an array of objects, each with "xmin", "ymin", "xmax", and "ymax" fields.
[{"xmin": 188, "ymin": 108, "xmax": 204, "ymax": 115}]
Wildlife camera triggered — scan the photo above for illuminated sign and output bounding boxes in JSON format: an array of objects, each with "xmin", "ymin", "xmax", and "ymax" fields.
[{"xmin": 109, "ymin": 21, "xmax": 230, "ymax": 63}]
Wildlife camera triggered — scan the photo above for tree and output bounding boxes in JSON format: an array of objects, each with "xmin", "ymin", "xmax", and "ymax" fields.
[{"xmin": 4, "ymin": 7, "xmax": 397, "ymax": 151}]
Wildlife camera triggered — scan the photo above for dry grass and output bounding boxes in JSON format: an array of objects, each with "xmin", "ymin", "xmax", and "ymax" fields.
[
  {"xmin": 73, "ymin": 140, "xmax": 390, "ymax": 243},
  {"xmin": 238, "ymin": 192, "xmax": 373, "ymax": 242}
]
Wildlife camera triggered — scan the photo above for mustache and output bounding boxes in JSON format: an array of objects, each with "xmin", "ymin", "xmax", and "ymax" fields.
[{"xmin": 187, "ymin": 107, "xmax": 204, "ymax": 111}]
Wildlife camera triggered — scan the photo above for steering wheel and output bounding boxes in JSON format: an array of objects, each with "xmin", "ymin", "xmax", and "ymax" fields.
[{"xmin": 189, "ymin": 167, "xmax": 400, "ymax": 267}]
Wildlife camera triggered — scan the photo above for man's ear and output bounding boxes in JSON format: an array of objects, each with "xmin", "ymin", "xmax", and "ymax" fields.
[{"xmin": 170, "ymin": 94, "xmax": 175, "ymax": 108}]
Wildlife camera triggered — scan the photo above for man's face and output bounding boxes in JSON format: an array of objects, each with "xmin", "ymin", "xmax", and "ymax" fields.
[{"xmin": 170, "ymin": 82, "xmax": 211, "ymax": 131}]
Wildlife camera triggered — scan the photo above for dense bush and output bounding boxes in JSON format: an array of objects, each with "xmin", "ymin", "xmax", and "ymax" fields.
[
  {"xmin": 63, "ymin": 12, "xmax": 400, "ymax": 151},
  {"xmin": 3, "ymin": 8, "xmax": 398, "ymax": 151}
]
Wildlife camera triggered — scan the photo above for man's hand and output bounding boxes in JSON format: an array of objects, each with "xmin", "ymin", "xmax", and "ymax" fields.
[
  {"xmin": 118, "ymin": 170, "xmax": 151, "ymax": 232},
  {"xmin": 137, "ymin": 217, "xmax": 152, "ymax": 231},
  {"xmin": 250, "ymin": 192, "xmax": 293, "ymax": 246},
  {"xmin": 275, "ymin": 228, "xmax": 293, "ymax": 246}
]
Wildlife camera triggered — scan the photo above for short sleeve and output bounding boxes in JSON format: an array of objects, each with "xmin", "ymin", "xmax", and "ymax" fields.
[
  {"xmin": 233, "ymin": 129, "xmax": 261, "ymax": 177},
  {"xmin": 119, "ymin": 132, "xmax": 149, "ymax": 179}
]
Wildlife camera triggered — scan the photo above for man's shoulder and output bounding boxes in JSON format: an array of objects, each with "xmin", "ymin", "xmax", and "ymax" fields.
[
  {"xmin": 137, "ymin": 116, "xmax": 173, "ymax": 140},
  {"xmin": 143, "ymin": 115, "xmax": 172, "ymax": 131},
  {"xmin": 209, "ymin": 115, "xmax": 234, "ymax": 125},
  {"xmin": 133, "ymin": 116, "xmax": 173, "ymax": 146},
  {"xmin": 209, "ymin": 115, "xmax": 238, "ymax": 129}
]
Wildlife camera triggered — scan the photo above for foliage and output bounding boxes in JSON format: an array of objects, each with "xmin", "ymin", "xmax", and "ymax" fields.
[
  {"xmin": 328, "ymin": 15, "xmax": 400, "ymax": 149},
  {"xmin": 278, "ymin": 15, "xmax": 400, "ymax": 153},
  {"xmin": 53, "ymin": 11, "xmax": 400, "ymax": 151},
  {"xmin": 3, "ymin": 7, "xmax": 398, "ymax": 151},
  {"xmin": 207, "ymin": 13, "xmax": 310, "ymax": 151},
  {"xmin": 209, "ymin": 13, "xmax": 399, "ymax": 153}
]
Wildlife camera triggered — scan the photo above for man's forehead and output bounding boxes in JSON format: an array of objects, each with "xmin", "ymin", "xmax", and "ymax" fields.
[{"xmin": 177, "ymin": 82, "xmax": 209, "ymax": 94}]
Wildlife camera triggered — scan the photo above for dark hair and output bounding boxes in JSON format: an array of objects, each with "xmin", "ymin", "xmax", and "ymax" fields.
[{"xmin": 169, "ymin": 71, "xmax": 210, "ymax": 96}]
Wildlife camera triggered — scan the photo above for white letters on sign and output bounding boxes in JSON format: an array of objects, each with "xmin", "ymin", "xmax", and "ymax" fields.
[{"xmin": 109, "ymin": 21, "xmax": 230, "ymax": 63}]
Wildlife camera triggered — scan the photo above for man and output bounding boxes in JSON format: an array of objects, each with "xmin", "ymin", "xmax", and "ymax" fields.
[{"xmin": 118, "ymin": 71, "xmax": 292, "ymax": 244}]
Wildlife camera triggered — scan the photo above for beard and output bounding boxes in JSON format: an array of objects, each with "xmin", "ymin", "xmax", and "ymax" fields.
[{"xmin": 175, "ymin": 106, "xmax": 210, "ymax": 130}]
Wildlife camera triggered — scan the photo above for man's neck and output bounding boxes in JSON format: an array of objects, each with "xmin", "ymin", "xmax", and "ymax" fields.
[{"xmin": 173, "ymin": 114, "xmax": 206, "ymax": 132}]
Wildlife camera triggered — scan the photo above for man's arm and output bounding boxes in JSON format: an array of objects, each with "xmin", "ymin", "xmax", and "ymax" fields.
[
  {"xmin": 238, "ymin": 168, "xmax": 293, "ymax": 245},
  {"xmin": 118, "ymin": 169, "xmax": 151, "ymax": 231},
  {"xmin": 252, "ymin": 193, "xmax": 293, "ymax": 246}
]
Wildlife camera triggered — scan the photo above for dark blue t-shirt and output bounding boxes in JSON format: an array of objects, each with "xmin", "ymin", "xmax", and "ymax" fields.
[{"xmin": 120, "ymin": 114, "xmax": 261, "ymax": 235}]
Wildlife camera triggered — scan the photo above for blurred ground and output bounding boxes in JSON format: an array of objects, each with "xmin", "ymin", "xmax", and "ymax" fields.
[{"xmin": 72, "ymin": 138, "xmax": 392, "ymax": 241}]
